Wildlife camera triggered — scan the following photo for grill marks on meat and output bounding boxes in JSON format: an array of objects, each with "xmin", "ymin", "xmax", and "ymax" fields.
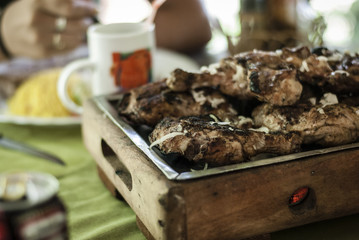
[
  {"xmin": 280, "ymin": 47, "xmax": 332, "ymax": 84},
  {"xmin": 238, "ymin": 49, "xmax": 303, "ymax": 101},
  {"xmin": 306, "ymin": 47, "xmax": 359, "ymax": 93},
  {"xmin": 167, "ymin": 51, "xmax": 303, "ymax": 106},
  {"xmin": 166, "ymin": 61, "xmax": 249, "ymax": 97},
  {"xmin": 252, "ymin": 103, "xmax": 359, "ymax": 147},
  {"xmin": 117, "ymin": 80, "xmax": 239, "ymax": 127},
  {"xmin": 166, "ymin": 46, "xmax": 359, "ymax": 106},
  {"xmin": 149, "ymin": 117, "xmax": 302, "ymax": 166},
  {"xmin": 325, "ymin": 54, "xmax": 359, "ymax": 93}
]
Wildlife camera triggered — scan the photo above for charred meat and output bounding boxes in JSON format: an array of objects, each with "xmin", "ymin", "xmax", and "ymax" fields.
[
  {"xmin": 149, "ymin": 116, "xmax": 302, "ymax": 166},
  {"xmin": 167, "ymin": 50, "xmax": 303, "ymax": 106},
  {"xmin": 252, "ymin": 96, "xmax": 359, "ymax": 147},
  {"xmin": 118, "ymin": 80, "xmax": 240, "ymax": 127},
  {"xmin": 166, "ymin": 46, "xmax": 359, "ymax": 106}
]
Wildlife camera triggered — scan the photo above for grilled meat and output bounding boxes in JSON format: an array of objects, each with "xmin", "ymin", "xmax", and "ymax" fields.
[
  {"xmin": 292, "ymin": 47, "xmax": 359, "ymax": 93},
  {"xmin": 252, "ymin": 97, "xmax": 359, "ymax": 147},
  {"xmin": 149, "ymin": 116, "xmax": 302, "ymax": 166},
  {"xmin": 280, "ymin": 46, "xmax": 333, "ymax": 84},
  {"xmin": 167, "ymin": 50, "xmax": 303, "ymax": 106},
  {"xmin": 166, "ymin": 46, "xmax": 359, "ymax": 106},
  {"xmin": 116, "ymin": 46, "xmax": 359, "ymax": 167},
  {"xmin": 117, "ymin": 80, "xmax": 240, "ymax": 127},
  {"xmin": 321, "ymin": 53, "xmax": 359, "ymax": 94}
]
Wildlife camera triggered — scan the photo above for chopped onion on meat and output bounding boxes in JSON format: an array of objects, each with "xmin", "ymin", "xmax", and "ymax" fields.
[{"xmin": 149, "ymin": 132, "xmax": 185, "ymax": 148}]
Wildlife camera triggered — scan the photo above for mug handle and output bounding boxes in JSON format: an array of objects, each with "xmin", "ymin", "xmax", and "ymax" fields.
[{"xmin": 57, "ymin": 58, "xmax": 95, "ymax": 115}]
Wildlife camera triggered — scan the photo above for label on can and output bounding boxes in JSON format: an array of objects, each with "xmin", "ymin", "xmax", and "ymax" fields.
[{"xmin": 110, "ymin": 49, "xmax": 152, "ymax": 90}]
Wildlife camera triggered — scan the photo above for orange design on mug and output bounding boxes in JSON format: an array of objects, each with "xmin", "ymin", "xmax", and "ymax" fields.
[{"xmin": 110, "ymin": 49, "xmax": 152, "ymax": 90}]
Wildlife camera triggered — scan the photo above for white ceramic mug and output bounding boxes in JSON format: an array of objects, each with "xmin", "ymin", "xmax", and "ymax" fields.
[{"xmin": 57, "ymin": 22, "xmax": 156, "ymax": 114}]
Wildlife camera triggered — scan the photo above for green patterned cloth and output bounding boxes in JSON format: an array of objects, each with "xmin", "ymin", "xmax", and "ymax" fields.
[
  {"xmin": 0, "ymin": 123, "xmax": 145, "ymax": 240},
  {"xmin": 0, "ymin": 123, "xmax": 358, "ymax": 240}
]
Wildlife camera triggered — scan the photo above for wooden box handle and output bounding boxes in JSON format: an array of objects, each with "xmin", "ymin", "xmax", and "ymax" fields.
[{"xmin": 101, "ymin": 139, "xmax": 133, "ymax": 191}]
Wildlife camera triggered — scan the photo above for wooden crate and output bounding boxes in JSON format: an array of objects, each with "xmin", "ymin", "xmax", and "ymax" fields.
[{"xmin": 82, "ymin": 99, "xmax": 359, "ymax": 240}]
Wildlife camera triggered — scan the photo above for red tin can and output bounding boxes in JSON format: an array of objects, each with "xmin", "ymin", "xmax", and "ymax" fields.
[{"xmin": 0, "ymin": 172, "xmax": 68, "ymax": 240}]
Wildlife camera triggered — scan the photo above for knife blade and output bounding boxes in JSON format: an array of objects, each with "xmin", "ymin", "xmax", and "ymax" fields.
[{"xmin": 0, "ymin": 134, "xmax": 66, "ymax": 166}]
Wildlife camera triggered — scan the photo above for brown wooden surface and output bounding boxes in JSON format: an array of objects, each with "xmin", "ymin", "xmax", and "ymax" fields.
[
  {"xmin": 181, "ymin": 149, "xmax": 359, "ymax": 239},
  {"xmin": 136, "ymin": 216, "xmax": 156, "ymax": 240},
  {"xmin": 82, "ymin": 99, "xmax": 186, "ymax": 239},
  {"xmin": 82, "ymin": 99, "xmax": 359, "ymax": 240}
]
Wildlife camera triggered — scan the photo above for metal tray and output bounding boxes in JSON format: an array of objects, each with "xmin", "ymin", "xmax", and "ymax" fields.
[{"xmin": 93, "ymin": 94, "xmax": 359, "ymax": 181}]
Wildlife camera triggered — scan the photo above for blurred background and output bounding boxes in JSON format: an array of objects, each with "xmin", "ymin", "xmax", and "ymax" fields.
[
  {"xmin": 2, "ymin": 0, "xmax": 358, "ymax": 102},
  {"xmin": 204, "ymin": 0, "xmax": 359, "ymax": 55},
  {"xmin": 98, "ymin": 0, "xmax": 359, "ymax": 55}
]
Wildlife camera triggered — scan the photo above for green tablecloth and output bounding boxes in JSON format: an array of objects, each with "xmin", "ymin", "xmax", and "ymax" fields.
[
  {"xmin": 1, "ymin": 123, "xmax": 358, "ymax": 240},
  {"xmin": 0, "ymin": 123, "xmax": 145, "ymax": 240}
]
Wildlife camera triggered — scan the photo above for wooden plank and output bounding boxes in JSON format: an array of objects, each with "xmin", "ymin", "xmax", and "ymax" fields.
[
  {"xmin": 182, "ymin": 149, "xmax": 359, "ymax": 239},
  {"xmin": 83, "ymin": 99, "xmax": 187, "ymax": 240}
]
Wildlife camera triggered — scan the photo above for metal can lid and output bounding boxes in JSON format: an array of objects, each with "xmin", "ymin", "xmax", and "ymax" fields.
[{"xmin": 0, "ymin": 172, "xmax": 59, "ymax": 211}]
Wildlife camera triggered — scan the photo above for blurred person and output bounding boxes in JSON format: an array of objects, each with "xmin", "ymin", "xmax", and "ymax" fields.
[
  {"xmin": 0, "ymin": 0, "xmax": 97, "ymax": 61},
  {"xmin": 0, "ymin": 0, "xmax": 211, "ymax": 62}
]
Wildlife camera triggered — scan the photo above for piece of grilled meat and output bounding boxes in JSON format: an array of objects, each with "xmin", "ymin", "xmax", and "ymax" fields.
[
  {"xmin": 149, "ymin": 116, "xmax": 302, "ymax": 166},
  {"xmin": 283, "ymin": 47, "xmax": 359, "ymax": 93},
  {"xmin": 166, "ymin": 49, "xmax": 303, "ymax": 106},
  {"xmin": 313, "ymin": 48, "xmax": 359, "ymax": 94},
  {"xmin": 252, "ymin": 98, "xmax": 359, "ymax": 147},
  {"xmin": 117, "ymin": 80, "xmax": 240, "ymax": 127}
]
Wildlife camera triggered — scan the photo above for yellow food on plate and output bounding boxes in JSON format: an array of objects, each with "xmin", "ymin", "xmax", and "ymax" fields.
[{"xmin": 7, "ymin": 68, "xmax": 88, "ymax": 117}]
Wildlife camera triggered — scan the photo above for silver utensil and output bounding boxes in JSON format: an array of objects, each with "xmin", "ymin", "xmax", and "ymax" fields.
[{"xmin": 0, "ymin": 134, "xmax": 65, "ymax": 166}]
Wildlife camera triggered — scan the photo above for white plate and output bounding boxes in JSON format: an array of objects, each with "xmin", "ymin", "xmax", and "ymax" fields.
[
  {"xmin": 0, "ymin": 103, "xmax": 81, "ymax": 126},
  {"xmin": 0, "ymin": 48, "xmax": 199, "ymax": 126},
  {"xmin": 0, "ymin": 115, "xmax": 81, "ymax": 126},
  {"xmin": 154, "ymin": 48, "xmax": 199, "ymax": 81}
]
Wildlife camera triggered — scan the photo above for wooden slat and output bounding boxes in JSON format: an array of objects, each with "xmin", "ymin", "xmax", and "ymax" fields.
[{"xmin": 83, "ymin": 99, "xmax": 186, "ymax": 239}]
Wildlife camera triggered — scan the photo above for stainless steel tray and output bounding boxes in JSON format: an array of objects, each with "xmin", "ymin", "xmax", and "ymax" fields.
[{"xmin": 93, "ymin": 94, "xmax": 359, "ymax": 181}]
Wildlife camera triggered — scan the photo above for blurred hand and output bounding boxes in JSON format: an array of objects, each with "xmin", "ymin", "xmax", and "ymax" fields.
[{"xmin": 1, "ymin": 0, "xmax": 97, "ymax": 59}]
